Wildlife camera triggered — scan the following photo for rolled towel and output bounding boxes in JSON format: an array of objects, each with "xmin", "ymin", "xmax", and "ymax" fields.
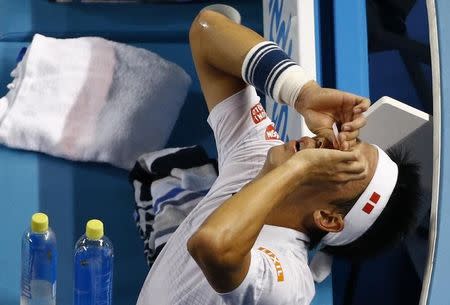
[
  {"xmin": 0, "ymin": 34, "xmax": 191, "ymax": 169},
  {"xmin": 129, "ymin": 146, "xmax": 218, "ymax": 266}
]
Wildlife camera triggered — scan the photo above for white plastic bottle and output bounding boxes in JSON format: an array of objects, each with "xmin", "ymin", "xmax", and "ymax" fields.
[
  {"xmin": 74, "ymin": 219, "xmax": 114, "ymax": 305},
  {"xmin": 21, "ymin": 213, "xmax": 57, "ymax": 305}
]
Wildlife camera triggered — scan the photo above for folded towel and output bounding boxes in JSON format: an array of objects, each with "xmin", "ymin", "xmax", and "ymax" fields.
[
  {"xmin": 129, "ymin": 146, "xmax": 217, "ymax": 266},
  {"xmin": 0, "ymin": 34, "xmax": 191, "ymax": 169}
]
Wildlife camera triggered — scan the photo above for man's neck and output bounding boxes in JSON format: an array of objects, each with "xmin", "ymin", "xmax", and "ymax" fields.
[
  {"xmin": 264, "ymin": 201, "xmax": 308, "ymax": 235},
  {"xmin": 264, "ymin": 188, "xmax": 331, "ymax": 236}
]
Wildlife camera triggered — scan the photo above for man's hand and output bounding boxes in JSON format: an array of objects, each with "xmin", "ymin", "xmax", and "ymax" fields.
[
  {"xmin": 288, "ymin": 148, "xmax": 368, "ymax": 186},
  {"xmin": 295, "ymin": 81, "xmax": 370, "ymax": 151}
]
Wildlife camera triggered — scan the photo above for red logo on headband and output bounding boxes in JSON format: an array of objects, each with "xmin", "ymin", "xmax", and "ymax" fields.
[
  {"xmin": 251, "ymin": 103, "xmax": 267, "ymax": 124},
  {"xmin": 362, "ymin": 192, "xmax": 381, "ymax": 214},
  {"xmin": 370, "ymin": 192, "xmax": 380, "ymax": 204},
  {"xmin": 362, "ymin": 203, "xmax": 374, "ymax": 214}
]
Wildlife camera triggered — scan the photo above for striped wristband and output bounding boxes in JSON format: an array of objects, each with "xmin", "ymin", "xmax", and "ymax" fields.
[{"xmin": 241, "ymin": 41, "xmax": 312, "ymax": 108}]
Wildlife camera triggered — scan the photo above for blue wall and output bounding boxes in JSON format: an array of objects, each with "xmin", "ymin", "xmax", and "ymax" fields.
[
  {"xmin": 331, "ymin": 1, "xmax": 370, "ymax": 305},
  {"xmin": 0, "ymin": 1, "xmax": 262, "ymax": 304},
  {"xmin": 426, "ymin": 0, "xmax": 450, "ymax": 304},
  {"xmin": 332, "ymin": 1, "xmax": 429, "ymax": 305},
  {"xmin": 369, "ymin": 0, "xmax": 431, "ymax": 113}
]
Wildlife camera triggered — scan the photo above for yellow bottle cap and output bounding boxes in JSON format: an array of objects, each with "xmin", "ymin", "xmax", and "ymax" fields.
[
  {"xmin": 31, "ymin": 213, "xmax": 48, "ymax": 233},
  {"xmin": 86, "ymin": 219, "xmax": 104, "ymax": 240}
]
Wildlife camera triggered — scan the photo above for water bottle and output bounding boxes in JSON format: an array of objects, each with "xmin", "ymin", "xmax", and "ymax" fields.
[
  {"xmin": 74, "ymin": 219, "xmax": 114, "ymax": 305},
  {"xmin": 21, "ymin": 213, "xmax": 57, "ymax": 305}
]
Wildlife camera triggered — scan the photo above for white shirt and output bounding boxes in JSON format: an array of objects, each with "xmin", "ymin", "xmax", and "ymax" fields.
[{"xmin": 137, "ymin": 86, "xmax": 315, "ymax": 305}]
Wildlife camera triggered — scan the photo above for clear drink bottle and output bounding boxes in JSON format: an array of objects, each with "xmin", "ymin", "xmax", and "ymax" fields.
[
  {"xmin": 74, "ymin": 219, "xmax": 113, "ymax": 305},
  {"xmin": 21, "ymin": 213, "xmax": 57, "ymax": 305}
]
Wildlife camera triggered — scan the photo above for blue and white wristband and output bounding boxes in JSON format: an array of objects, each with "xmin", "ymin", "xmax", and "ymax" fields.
[{"xmin": 241, "ymin": 41, "xmax": 312, "ymax": 108}]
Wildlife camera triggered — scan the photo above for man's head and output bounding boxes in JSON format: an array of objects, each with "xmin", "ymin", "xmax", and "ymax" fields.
[
  {"xmin": 322, "ymin": 146, "xmax": 421, "ymax": 258},
  {"xmin": 261, "ymin": 136, "xmax": 379, "ymax": 216},
  {"xmin": 261, "ymin": 137, "xmax": 421, "ymax": 259}
]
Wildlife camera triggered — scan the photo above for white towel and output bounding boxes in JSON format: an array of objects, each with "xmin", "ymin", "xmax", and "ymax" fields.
[
  {"xmin": 0, "ymin": 34, "xmax": 191, "ymax": 169},
  {"xmin": 129, "ymin": 146, "xmax": 218, "ymax": 266}
]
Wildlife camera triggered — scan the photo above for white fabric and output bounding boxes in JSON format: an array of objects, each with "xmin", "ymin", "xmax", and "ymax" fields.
[
  {"xmin": 219, "ymin": 226, "xmax": 314, "ymax": 305},
  {"xmin": 137, "ymin": 86, "xmax": 315, "ymax": 305},
  {"xmin": 309, "ymin": 251, "xmax": 333, "ymax": 283},
  {"xmin": 0, "ymin": 34, "xmax": 191, "ymax": 169},
  {"xmin": 273, "ymin": 65, "xmax": 311, "ymax": 108},
  {"xmin": 310, "ymin": 145, "xmax": 399, "ymax": 283},
  {"xmin": 131, "ymin": 146, "xmax": 217, "ymax": 266},
  {"xmin": 321, "ymin": 145, "xmax": 398, "ymax": 246},
  {"xmin": 171, "ymin": 165, "xmax": 218, "ymax": 192},
  {"xmin": 240, "ymin": 41, "xmax": 312, "ymax": 107}
]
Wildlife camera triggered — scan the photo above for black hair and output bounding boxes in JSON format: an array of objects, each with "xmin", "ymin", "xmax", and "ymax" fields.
[{"xmin": 320, "ymin": 145, "xmax": 422, "ymax": 260}]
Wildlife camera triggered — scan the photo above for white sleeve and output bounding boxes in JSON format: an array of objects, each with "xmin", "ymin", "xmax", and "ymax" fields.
[
  {"xmin": 218, "ymin": 248, "xmax": 313, "ymax": 305},
  {"xmin": 207, "ymin": 86, "xmax": 283, "ymax": 171}
]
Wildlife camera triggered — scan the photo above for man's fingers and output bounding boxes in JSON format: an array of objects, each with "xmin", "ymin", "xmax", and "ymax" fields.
[
  {"xmin": 334, "ymin": 171, "xmax": 367, "ymax": 183},
  {"xmin": 338, "ymin": 93, "xmax": 369, "ymax": 122},
  {"xmin": 337, "ymin": 160, "xmax": 365, "ymax": 174},
  {"xmin": 353, "ymin": 98, "xmax": 371, "ymax": 114},
  {"xmin": 341, "ymin": 114, "xmax": 367, "ymax": 132},
  {"xmin": 298, "ymin": 149, "xmax": 366, "ymax": 184},
  {"xmin": 338, "ymin": 129, "xmax": 359, "ymax": 150},
  {"xmin": 344, "ymin": 139, "xmax": 358, "ymax": 150},
  {"xmin": 333, "ymin": 150, "xmax": 367, "ymax": 182},
  {"xmin": 326, "ymin": 149, "xmax": 359, "ymax": 162},
  {"xmin": 338, "ymin": 130, "xmax": 359, "ymax": 144}
]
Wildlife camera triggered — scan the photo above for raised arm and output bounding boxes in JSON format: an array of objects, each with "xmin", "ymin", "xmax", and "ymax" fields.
[
  {"xmin": 190, "ymin": 10, "xmax": 370, "ymax": 150},
  {"xmin": 189, "ymin": 9, "xmax": 263, "ymax": 110},
  {"xmin": 187, "ymin": 148, "xmax": 365, "ymax": 293}
]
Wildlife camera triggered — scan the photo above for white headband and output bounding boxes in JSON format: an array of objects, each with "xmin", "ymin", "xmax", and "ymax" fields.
[
  {"xmin": 321, "ymin": 145, "xmax": 399, "ymax": 246},
  {"xmin": 310, "ymin": 145, "xmax": 399, "ymax": 282}
]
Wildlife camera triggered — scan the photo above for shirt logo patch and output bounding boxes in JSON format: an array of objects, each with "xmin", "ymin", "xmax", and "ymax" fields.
[
  {"xmin": 265, "ymin": 124, "xmax": 280, "ymax": 140},
  {"xmin": 258, "ymin": 247, "xmax": 284, "ymax": 282},
  {"xmin": 251, "ymin": 103, "xmax": 267, "ymax": 124}
]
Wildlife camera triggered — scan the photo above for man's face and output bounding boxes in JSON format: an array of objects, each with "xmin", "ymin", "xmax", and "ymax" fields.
[{"xmin": 263, "ymin": 136, "xmax": 377, "ymax": 203}]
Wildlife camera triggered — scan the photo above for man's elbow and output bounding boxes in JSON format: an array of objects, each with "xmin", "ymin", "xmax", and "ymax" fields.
[
  {"xmin": 187, "ymin": 228, "xmax": 241, "ymax": 270},
  {"xmin": 189, "ymin": 10, "xmax": 227, "ymax": 47}
]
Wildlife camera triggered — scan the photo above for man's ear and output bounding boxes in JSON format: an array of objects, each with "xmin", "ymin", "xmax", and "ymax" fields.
[{"xmin": 313, "ymin": 209, "xmax": 344, "ymax": 233}]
